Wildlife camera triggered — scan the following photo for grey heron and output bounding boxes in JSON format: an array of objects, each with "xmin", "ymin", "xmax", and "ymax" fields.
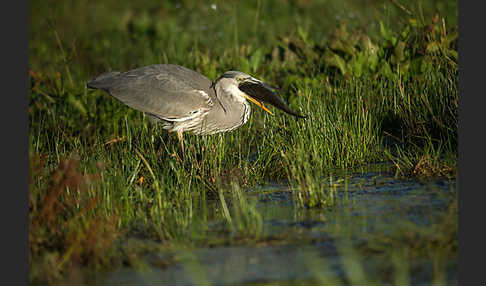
[{"xmin": 87, "ymin": 64, "xmax": 305, "ymax": 154}]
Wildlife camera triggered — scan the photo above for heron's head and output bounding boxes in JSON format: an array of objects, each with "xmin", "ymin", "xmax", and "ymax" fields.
[
  {"xmin": 212, "ymin": 71, "xmax": 256, "ymax": 93},
  {"xmin": 212, "ymin": 71, "xmax": 306, "ymax": 118}
]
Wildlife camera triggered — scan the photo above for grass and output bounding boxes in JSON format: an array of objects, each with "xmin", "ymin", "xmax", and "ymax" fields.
[{"xmin": 29, "ymin": 0, "xmax": 458, "ymax": 284}]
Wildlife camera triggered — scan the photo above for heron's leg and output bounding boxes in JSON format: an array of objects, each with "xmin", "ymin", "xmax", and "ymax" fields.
[{"xmin": 177, "ymin": 130, "xmax": 184, "ymax": 158}]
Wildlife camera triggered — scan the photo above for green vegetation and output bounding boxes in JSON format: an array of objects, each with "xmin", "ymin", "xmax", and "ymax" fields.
[{"xmin": 29, "ymin": 0, "xmax": 457, "ymax": 285}]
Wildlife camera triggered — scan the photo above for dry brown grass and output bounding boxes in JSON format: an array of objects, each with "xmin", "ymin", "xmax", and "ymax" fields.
[{"xmin": 29, "ymin": 154, "xmax": 122, "ymax": 285}]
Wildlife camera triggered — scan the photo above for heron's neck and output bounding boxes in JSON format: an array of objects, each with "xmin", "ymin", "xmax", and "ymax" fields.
[
  {"xmin": 222, "ymin": 84, "xmax": 248, "ymax": 103},
  {"xmin": 214, "ymin": 82, "xmax": 251, "ymax": 125},
  {"xmin": 215, "ymin": 83, "xmax": 250, "ymax": 109}
]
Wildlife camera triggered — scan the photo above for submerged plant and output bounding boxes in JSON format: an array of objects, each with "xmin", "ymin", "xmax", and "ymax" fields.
[{"xmin": 219, "ymin": 182, "xmax": 263, "ymax": 239}]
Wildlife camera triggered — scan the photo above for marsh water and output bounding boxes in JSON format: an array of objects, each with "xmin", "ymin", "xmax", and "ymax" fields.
[{"xmin": 103, "ymin": 169, "xmax": 457, "ymax": 285}]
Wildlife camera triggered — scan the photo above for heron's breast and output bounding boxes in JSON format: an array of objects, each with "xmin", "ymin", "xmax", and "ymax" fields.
[{"xmin": 188, "ymin": 100, "xmax": 250, "ymax": 135}]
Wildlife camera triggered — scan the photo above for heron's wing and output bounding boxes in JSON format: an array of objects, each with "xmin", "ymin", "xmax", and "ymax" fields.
[
  {"xmin": 120, "ymin": 64, "xmax": 214, "ymax": 91},
  {"xmin": 88, "ymin": 64, "xmax": 215, "ymax": 121},
  {"xmin": 111, "ymin": 86, "xmax": 214, "ymax": 121}
]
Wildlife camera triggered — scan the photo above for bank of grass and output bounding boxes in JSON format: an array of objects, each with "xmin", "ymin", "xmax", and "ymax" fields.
[{"xmin": 29, "ymin": 0, "xmax": 457, "ymax": 284}]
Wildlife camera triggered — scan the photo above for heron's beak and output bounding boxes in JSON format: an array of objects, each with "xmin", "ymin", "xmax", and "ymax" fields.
[
  {"xmin": 242, "ymin": 93, "xmax": 274, "ymax": 115},
  {"xmin": 238, "ymin": 78, "xmax": 306, "ymax": 118}
]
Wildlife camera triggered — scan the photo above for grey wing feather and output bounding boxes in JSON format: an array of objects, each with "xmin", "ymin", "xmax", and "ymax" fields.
[
  {"xmin": 86, "ymin": 71, "xmax": 121, "ymax": 90},
  {"xmin": 87, "ymin": 64, "xmax": 215, "ymax": 120}
]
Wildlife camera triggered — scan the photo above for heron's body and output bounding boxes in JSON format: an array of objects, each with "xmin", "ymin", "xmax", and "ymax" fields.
[
  {"xmin": 88, "ymin": 64, "xmax": 255, "ymax": 135},
  {"xmin": 87, "ymin": 64, "xmax": 305, "ymax": 153}
]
